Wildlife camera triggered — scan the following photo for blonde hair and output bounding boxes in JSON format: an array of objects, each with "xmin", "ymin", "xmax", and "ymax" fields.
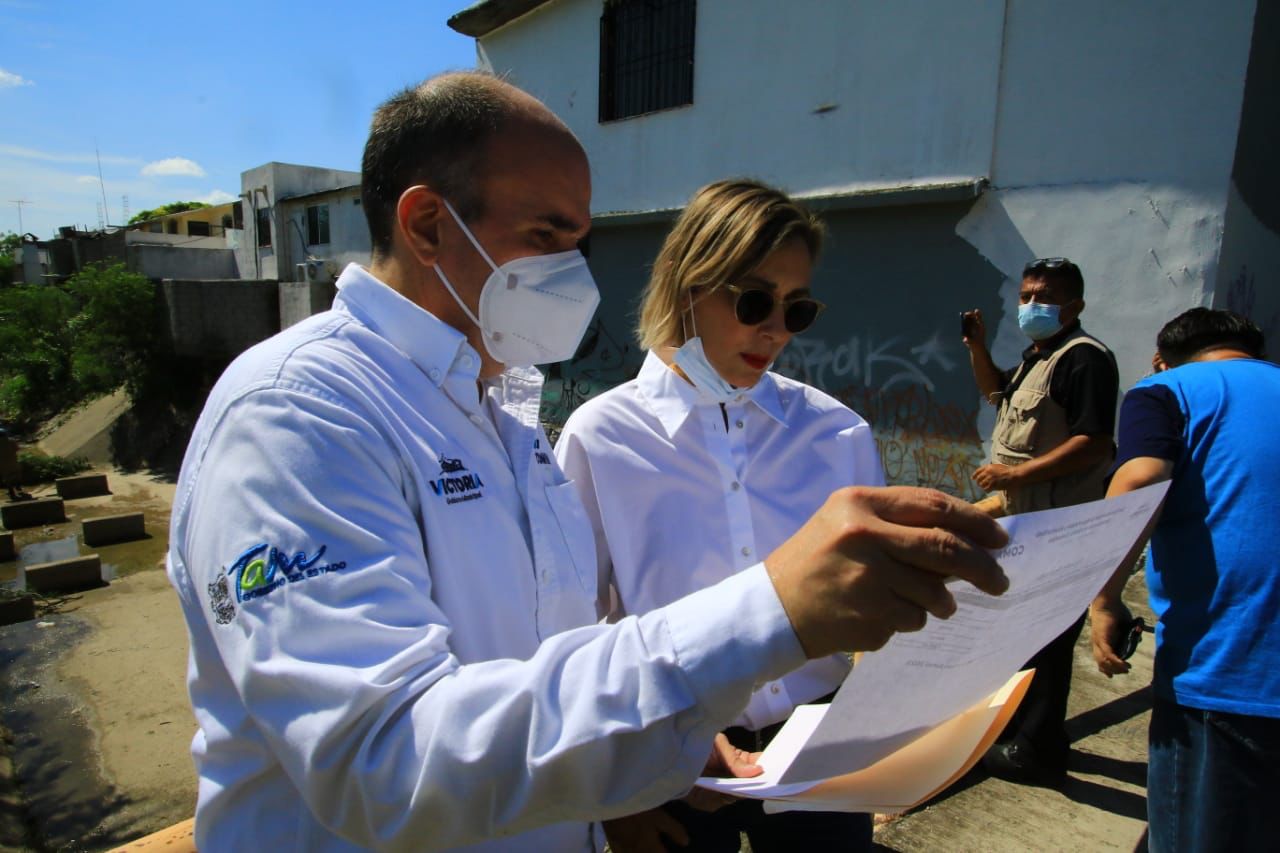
[{"xmin": 636, "ymin": 179, "xmax": 824, "ymax": 351}]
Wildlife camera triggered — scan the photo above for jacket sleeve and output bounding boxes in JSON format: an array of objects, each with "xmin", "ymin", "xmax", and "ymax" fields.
[{"xmin": 176, "ymin": 385, "xmax": 805, "ymax": 851}]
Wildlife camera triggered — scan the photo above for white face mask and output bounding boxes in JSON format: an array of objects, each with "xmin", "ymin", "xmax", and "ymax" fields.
[
  {"xmin": 433, "ymin": 199, "xmax": 600, "ymax": 367},
  {"xmin": 671, "ymin": 296, "xmax": 740, "ymax": 402}
]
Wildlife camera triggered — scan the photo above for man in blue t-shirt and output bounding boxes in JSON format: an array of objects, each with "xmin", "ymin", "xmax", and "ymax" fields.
[{"xmin": 1091, "ymin": 307, "xmax": 1280, "ymax": 852}]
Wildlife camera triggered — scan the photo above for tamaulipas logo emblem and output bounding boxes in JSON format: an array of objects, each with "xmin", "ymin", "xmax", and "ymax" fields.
[
  {"xmin": 430, "ymin": 454, "xmax": 485, "ymax": 505},
  {"xmin": 210, "ymin": 542, "xmax": 349, "ymax": 622}
]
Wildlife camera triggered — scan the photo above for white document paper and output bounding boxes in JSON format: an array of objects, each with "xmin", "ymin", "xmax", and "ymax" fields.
[{"xmin": 700, "ymin": 482, "xmax": 1168, "ymax": 796}]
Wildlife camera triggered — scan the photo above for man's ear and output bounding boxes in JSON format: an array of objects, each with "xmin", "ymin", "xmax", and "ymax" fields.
[
  {"xmin": 1063, "ymin": 297, "xmax": 1085, "ymax": 324},
  {"xmin": 395, "ymin": 186, "xmax": 445, "ymax": 269}
]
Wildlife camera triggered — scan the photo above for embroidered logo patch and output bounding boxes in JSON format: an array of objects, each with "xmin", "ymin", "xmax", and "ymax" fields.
[
  {"xmin": 210, "ymin": 543, "xmax": 349, "ymax": 619},
  {"xmin": 208, "ymin": 575, "xmax": 236, "ymax": 624},
  {"xmin": 429, "ymin": 454, "xmax": 485, "ymax": 505}
]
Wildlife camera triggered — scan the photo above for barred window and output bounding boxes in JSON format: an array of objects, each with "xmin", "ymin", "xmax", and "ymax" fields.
[
  {"xmin": 599, "ymin": 0, "xmax": 696, "ymax": 122},
  {"xmin": 307, "ymin": 204, "xmax": 330, "ymax": 246},
  {"xmin": 256, "ymin": 207, "xmax": 272, "ymax": 248}
]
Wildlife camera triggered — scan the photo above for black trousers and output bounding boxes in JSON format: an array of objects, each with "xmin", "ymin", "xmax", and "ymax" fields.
[
  {"xmin": 659, "ymin": 712, "xmax": 873, "ymax": 852},
  {"xmin": 996, "ymin": 610, "xmax": 1089, "ymax": 766}
]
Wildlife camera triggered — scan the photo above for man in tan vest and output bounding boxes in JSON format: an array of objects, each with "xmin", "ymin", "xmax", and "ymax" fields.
[{"xmin": 961, "ymin": 257, "xmax": 1119, "ymax": 786}]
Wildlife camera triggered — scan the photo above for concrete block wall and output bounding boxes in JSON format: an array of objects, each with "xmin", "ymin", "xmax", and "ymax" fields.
[
  {"xmin": 82, "ymin": 513, "xmax": 146, "ymax": 547},
  {"xmin": 25, "ymin": 555, "xmax": 101, "ymax": 593},
  {"xmin": 279, "ymin": 279, "xmax": 337, "ymax": 329},
  {"xmin": 0, "ymin": 596, "xmax": 34, "ymax": 626},
  {"xmin": 161, "ymin": 279, "xmax": 281, "ymax": 358},
  {"xmin": 56, "ymin": 474, "xmax": 110, "ymax": 500},
  {"xmin": 0, "ymin": 498, "xmax": 65, "ymax": 529}
]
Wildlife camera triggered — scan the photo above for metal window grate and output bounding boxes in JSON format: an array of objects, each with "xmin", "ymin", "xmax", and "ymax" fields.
[
  {"xmin": 307, "ymin": 204, "xmax": 330, "ymax": 246},
  {"xmin": 599, "ymin": 0, "xmax": 696, "ymax": 122}
]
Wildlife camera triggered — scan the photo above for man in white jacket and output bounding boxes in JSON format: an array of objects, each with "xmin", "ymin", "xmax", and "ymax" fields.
[{"xmin": 167, "ymin": 71, "xmax": 1010, "ymax": 851}]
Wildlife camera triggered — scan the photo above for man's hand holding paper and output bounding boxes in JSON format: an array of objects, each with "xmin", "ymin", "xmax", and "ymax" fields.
[
  {"xmin": 766, "ymin": 486, "xmax": 1011, "ymax": 660},
  {"xmin": 704, "ymin": 482, "xmax": 1171, "ymax": 812}
]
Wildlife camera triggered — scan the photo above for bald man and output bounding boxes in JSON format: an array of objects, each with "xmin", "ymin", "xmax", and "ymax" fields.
[{"xmin": 166, "ymin": 72, "xmax": 1009, "ymax": 852}]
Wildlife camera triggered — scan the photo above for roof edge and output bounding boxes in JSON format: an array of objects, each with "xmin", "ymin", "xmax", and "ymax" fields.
[
  {"xmin": 591, "ymin": 178, "xmax": 989, "ymax": 228},
  {"xmin": 448, "ymin": 0, "xmax": 557, "ymax": 37}
]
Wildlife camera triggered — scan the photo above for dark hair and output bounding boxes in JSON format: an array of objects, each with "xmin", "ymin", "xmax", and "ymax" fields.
[
  {"xmin": 361, "ymin": 71, "xmax": 514, "ymax": 257},
  {"xmin": 1156, "ymin": 307, "xmax": 1265, "ymax": 367},
  {"xmin": 1022, "ymin": 257, "xmax": 1084, "ymax": 301}
]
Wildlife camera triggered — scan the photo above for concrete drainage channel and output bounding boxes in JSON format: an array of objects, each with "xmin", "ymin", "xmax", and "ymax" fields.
[
  {"xmin": 0, "ymin": 616, "xmax": 134, "ymax": 851},
  {"xmin": 0, "ymin": 473, "xmax": 161, "ymax": 850}
]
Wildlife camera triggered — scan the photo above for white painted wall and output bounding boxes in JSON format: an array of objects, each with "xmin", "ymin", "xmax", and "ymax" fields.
[
  {"xmin": 957, "ymin": 184, "xmax": 1225, "ymax": 444},
  {"xmin": 991, "ymin": 0, "xmax": 1255, "ymax": 192},
  {"xmin": 955, "ymin": 0, "xmax": 1258, "ymax": 423},
  {"xmin": 279, "ymin": 191, "xmax": 372, "ymax": 281},
  {"xmin": 236, "ymin": 163, "xmax": 361, "ymax": 281},
  {"xmin": 472, "ymin": 0, "xmax": 1263, "ymax": 415},
  {"xmin": 478, "ymin": 0, "xmax": 1006, "ymax": 214}
]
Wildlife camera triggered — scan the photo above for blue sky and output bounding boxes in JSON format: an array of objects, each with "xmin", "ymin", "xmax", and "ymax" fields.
[{"xmin": 0, "ymin": 0, "xmax": 477, "ymax": 238}]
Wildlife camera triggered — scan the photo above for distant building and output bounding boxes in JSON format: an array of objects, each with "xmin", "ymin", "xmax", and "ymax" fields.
[
  {"xmin": 127, "ymin": 201, "xmax": 240, "ymax": 242},
  {"xmin": 235, "ymin": 162, "xmax": 369, "ymax": 284},
  {"xmin": 449, "ymin": 0, "xmax": 1279, "ymax": 495}
]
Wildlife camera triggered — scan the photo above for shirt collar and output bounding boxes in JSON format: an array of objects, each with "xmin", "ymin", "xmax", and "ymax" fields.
[
  {"xmin": 333, "ymin": 263, "xmax": 481, "ymax": 386},
  {"xmin": 636, "ymin": 350, "xmax": 787, "ymax": 440}
]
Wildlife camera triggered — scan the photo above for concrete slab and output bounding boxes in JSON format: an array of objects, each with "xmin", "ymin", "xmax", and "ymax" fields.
[
  {"xmin": 0, "ymin": 531, "xmax": 14, "ymax": 562},
  {"xmin": 82, "ymin": 512, "xmax": 146, "ymax": 547},
  {"xmin": 0, "ymin": 497, "xmax": 65, "ymax": 529},
  {"xmin": 25, "ymin": 555, "xmax": 102, "ymax": 594},
  {"xmin": 55, "ymin": 473, "xmax": 110, "ymax": 500},
  {"xmin": 0, "ymin": 596, "xmax": 34, "ymax": 626}
]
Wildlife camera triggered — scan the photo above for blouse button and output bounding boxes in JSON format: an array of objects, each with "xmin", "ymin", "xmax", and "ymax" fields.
[
  {"xmin": 731, "ymin": 481, "xmax": 741, "ymax": 491},
  {"xmin": 735, "ymin": 419, "xmax": 745, "ymax": 429},
  {"xmin": 741, "ymin": 546, "xmax": 751, "ymax": 557}
]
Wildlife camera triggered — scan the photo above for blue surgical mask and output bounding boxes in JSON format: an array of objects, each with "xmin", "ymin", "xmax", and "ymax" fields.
[{"xmin": 1018, "ymin": 302, "xmax": 1062, "ymax": 341}]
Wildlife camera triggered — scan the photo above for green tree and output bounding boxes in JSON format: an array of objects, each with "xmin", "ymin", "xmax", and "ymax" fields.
[
  {"xmin": 127, "ymin": 201, "xmax": 210, "ymax": 226},
  {"xmin": 65, "ymin": 263, "xmax": 159, "ymax": 398},
  {"xmin": 0, "ymin": 232, "xmax": 20, "ymax": 289},
  {"xmin": 0, "ymin": 284, "xmax": 77, "ymax": 421}
]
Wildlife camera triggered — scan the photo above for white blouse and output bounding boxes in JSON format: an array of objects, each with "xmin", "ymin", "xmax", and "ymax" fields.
[{"xmin": 557, "ymin": 350, "xmax": 885, "ymax": 729}]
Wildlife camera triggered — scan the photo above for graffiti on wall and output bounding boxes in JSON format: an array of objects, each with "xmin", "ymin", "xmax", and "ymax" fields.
[
  {"xmin": 541, "ymin": 322, "xmax": 989, "ymax": 500},
  {"xmin": 540, "ymin": 318, "xmax": 642, "ymax": 442},
  {"xmin": 775, "ymin": 329, "xmax": 986, "ymax": 500},
  {"xmin": 1224, "ymin": 265, "xmax": 1280, "ymax": 346}
]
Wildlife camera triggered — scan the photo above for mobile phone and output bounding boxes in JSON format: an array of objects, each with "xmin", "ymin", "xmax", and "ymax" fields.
[
  {"xmin": 1119, "ymin": 616, "xmax": 1146, "ymax": 660},
  {"xmin": 960, "ymin": 311, "xmax": 978, "ymax": 339}
]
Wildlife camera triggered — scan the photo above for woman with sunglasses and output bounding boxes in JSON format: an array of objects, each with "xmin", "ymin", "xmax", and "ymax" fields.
[{"xmin": 556, "ymin": 180, "xmax": 882, "ymax": 852}]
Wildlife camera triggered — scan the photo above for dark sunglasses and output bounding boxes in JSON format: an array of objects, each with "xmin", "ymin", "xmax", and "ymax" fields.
[
  {"xmin": 721, "ymin": 283, "xmax": 826, "ymax": 334},
  {"xmin": 1023, "ymin": 257, "xmax": 1078, "ymax": 276}
]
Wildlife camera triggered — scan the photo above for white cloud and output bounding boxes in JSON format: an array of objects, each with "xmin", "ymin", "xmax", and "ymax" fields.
[
  {"xmin": 0, "ymin": 69, "xmax": 33, "ymax": 88},
  {"xmin": 75, "ymin": 175, "xmax": 100, "ymax": 185},
  {"xmin": 197, "ymin": 189, "xmax": 236, "ymax": 205},
  {"xmin": 0, "ymin": 144, "xmax": 140, "ymax": 166},
  {"xmin": 141, "ymin": 157, "xmax": 206, "ymax": 178}
]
